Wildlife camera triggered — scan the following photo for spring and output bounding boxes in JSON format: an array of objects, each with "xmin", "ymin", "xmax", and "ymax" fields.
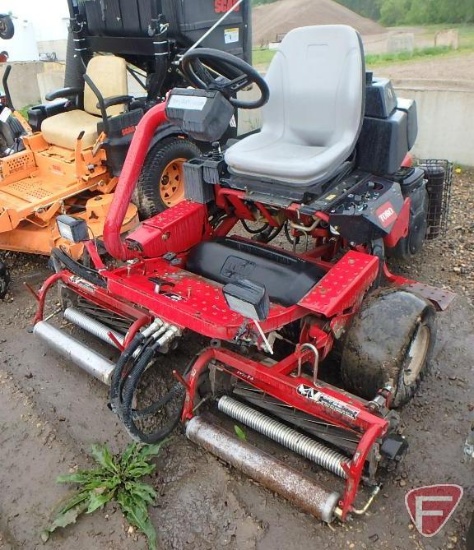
[{"xmin": 218, "ymin": 396, "xmax": 350, "ymax": 479}]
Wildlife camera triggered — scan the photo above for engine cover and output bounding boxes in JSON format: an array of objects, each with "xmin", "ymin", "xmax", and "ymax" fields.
[{"xmin": 328, "ymin": 177, "xmax": 404, "ymax": 244}]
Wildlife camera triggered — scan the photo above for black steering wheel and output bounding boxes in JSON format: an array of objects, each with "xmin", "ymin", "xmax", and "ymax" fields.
[{"xmin": 180, "ymin": 48, "xmax": 269, "ymax": 110}]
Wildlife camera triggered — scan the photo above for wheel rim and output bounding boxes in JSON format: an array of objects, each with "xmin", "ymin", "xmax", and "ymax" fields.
[
  {"xmin": 159, "ymin": 157, "xmax": 186, "ymax": 207},
  {"xmin": 403, "ymin": 324, "xmax": 430, "ymax": 385}
]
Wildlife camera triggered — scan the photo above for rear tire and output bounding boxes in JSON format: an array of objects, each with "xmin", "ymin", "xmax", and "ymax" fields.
[
  {"xmin": 340, "ymin": 288, "xmax": 436, "ymax": 408},
  {"xmin": 135, "ymin": 137, "xmax": 200, "ymax": 219}
]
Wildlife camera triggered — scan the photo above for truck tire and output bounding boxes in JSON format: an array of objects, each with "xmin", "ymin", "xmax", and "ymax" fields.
[
  {"xmin": 340, "ymin": 288, "xmax": 436, "ymax": 408},
  {"xmin": 135, "ymin": 137, "xmax": 200, "ymax": 219}
]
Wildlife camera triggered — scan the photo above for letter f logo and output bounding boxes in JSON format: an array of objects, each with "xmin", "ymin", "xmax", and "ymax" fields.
[{"xmin": 405, "ymin": 485, "xmax": 463, "ymax": 537}]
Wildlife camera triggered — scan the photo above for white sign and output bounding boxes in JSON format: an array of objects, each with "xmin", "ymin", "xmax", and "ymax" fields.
[
  {"xmin": 224, "ymin": 27, "xmax": 239, "ymax": 44},
  {"xmin": 167, "ymin": 94, "xmax": 207, "ymax": 111}
]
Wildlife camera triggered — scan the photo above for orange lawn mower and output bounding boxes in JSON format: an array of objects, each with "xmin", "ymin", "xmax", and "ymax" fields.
[
  {"xmin": 34, "ymin": 25, "xmax": 455, "ymax": 523},
  {"xmin": 0, "ymin": 0, "xmax": 252, "ymax": 298}
]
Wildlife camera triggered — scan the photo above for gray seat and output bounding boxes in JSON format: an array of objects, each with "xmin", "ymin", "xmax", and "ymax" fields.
[{"xmin": 224, "ymin": 25, "xmax": 365, "ymax": 186}]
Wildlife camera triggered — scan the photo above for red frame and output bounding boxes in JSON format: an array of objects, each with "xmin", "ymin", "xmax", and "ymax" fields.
[{"xmin": 34, "ymin": 99, "xmax": 454, "ymax": 521}]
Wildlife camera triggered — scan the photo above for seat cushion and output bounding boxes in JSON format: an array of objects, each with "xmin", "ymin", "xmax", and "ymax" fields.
[
  {"xmin": 41, "ymin": 110, "xmax": 99, "ymax": 150},
  {"xmin": 84, "ymin": 56, "xmax": 128, "ymax": 117},
  {"xmin": 225, "ymin": 25, "xmax": 365, "ymax": 186},
  {"xmin": 225, "ymin": 132, "xmax": 349, "ymax": 185}
]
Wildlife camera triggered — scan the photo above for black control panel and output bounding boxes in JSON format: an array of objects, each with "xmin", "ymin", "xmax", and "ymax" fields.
[{"xmin": 300, "ymin": 171, "xmax": 404, "ymax": 244}]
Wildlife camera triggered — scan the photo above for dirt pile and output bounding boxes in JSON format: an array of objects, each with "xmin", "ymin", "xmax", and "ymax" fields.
[{"xmin": 252, "ymin": 0, "xmax": 385, "ymax": 46}]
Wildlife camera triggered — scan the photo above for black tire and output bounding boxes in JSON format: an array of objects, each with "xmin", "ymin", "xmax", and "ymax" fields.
[
  {"xmin": 0, "ymin": 16, "xmax": 14, "ymax": 40},
  {"xmin": 135, "ymin": 137, "xmax": 201, "ymax": 219},
  {"xmin": 340, "ymin": 288, "xmax": 436, "ymax": 408},
  {"xmin": 0, "ymin": 259, "xmax": 10, "ymax": 299}
]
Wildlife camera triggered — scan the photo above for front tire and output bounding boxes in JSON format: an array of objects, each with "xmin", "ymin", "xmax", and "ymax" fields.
[
  {"xmin": 135, "ymin": 137, "xmax": 200, "ymax": 219},
  {"xmin": 341, "ymin": 288, "xmax": 436, "ymax": 408}
]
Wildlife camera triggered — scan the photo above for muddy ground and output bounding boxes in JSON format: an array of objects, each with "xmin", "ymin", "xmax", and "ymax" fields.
[{"xmin": 1, "ymin": 72, "xmax": 474, "ymax": 550}]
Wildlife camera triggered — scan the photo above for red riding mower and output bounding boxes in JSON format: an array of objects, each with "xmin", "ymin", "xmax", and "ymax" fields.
[{"xmin": 34, "ymin": 25, "xmax": 454, "ymax": 523}]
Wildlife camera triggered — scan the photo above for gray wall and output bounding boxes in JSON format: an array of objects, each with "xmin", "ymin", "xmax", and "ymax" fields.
[
  {"xmin": 0, "ymin": 62, "xmax": 45, "ymax": 107},
  {"xmin": 394, "ymin": 80, "xmax": 474, "ymax": 166}
]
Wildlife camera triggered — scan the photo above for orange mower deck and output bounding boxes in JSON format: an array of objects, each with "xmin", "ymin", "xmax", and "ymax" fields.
[{"xmin": 0, "ymin": 132, "xmax": 138, "ymax": 257}]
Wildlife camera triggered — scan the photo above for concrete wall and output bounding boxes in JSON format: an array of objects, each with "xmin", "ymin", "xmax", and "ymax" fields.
[
  {"xmin": 38, "ymin": 40, "xmax": 68, "ymax": 62},
  {"xmin": 0, "ymin": 61, "xmax": 68, "ymax": 107},
  {"xmin": 0, "ymin": 62, "xmax": 44, "ymax": 107},
  {"xmin": 393, "ymin": 81, "xmax": 474, "ymax": 166}
]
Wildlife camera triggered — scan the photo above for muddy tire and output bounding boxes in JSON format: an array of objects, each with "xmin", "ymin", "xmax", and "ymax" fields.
[
  {"xmin": 0, "ymin": 259, "xmax": 10, "ymax": 299},
  {"xmin": 340, "ymin": 288, "xmax": 436, "ymax": 408},
  {"xmin": 135, "ymin": 137, "xmax": 200, "ymax": 219}
]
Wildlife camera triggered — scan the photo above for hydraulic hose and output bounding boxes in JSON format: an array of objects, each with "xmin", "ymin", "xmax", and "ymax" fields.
[
  {"xmin": 109, "ymin": 332, "xmax": 145, "ymax": 414},
  {"xmin": 119, "ymin": 349, "xmax": 199, "ymax": 444},
  {"xmin": 52, "ymin": 248, "xmax": 106, "ymax": 288},
  {"xmin": 120, "ymin": 340, "xmax": 183, "ymax": 444}
]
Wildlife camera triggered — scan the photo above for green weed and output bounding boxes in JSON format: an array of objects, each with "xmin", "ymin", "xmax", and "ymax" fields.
[{"xmin": 42, "ymin": 442, "xmax": 165, "ymax": 550}]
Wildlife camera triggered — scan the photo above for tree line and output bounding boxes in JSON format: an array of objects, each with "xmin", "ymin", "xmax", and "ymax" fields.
[{"xmin": 251, "ymin": 0, "xmax": 474, "ymax": 25}]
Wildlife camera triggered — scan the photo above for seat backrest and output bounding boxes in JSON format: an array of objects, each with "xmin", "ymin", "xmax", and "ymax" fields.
[
  {"xmin": 262, "ymin": 25, "xmax": 364, "ymax": 149},
  {"xmin": 83, "ymin": 55, "xmax": 128, "ymax": 117}
]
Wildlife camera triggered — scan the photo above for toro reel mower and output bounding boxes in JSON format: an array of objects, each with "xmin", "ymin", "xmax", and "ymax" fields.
[{"xmin": 33, "ymin": 25, "xmax": 455, "ymax": 523}]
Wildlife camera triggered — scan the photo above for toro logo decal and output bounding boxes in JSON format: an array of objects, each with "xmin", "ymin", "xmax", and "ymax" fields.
[
  {"xmin": 405, "ymin": 484, "xmax": 463, "ymax": 537},
  {"xmin": 376, "ymin": 201, "xmax": 397, "ymax": 228},
  {"xmin": 215, "ymin": 0, "xmax": 240, "ymax": 13}
]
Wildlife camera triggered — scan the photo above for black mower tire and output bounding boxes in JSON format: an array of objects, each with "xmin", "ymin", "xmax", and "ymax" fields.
[
  {"xmin": 340, "ymin": 288, "xmax": 436, "ymax": 408},
  {"xmin": 0, "ymin": 259, "xmax": 10, "ymax": 299},
  {"xmin": 135, "ymin": 137, "xmax": 201, "ymax": 219},
  {"xmin": 0, "ymin": 15, "xmax": 14, "ymax": 40}
]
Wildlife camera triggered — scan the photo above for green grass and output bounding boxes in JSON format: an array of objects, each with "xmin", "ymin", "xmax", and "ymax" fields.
[
  {"xmin": 253, "ymin": 24, "xmax": 474, "ymax": 70},
  {"xmin": 18, "ymin": 104, "xmax": 34, "ymax": 119},
  {"xmin": 457, "ymin": 24, "xmax": 474, "ymax": 48},
  {"xmin": 365, "ymin": 45, "xmax": 454, "ymax": 67},
  {"xmin": 252, "ymin": 48, "xmax": 276, "ymax": 66}
]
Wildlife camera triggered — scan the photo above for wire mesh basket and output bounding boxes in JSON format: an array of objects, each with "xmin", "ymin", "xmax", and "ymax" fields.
[{"xmin": 417, "ymin": 159, "xmax": 453, "ymax": 240}]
